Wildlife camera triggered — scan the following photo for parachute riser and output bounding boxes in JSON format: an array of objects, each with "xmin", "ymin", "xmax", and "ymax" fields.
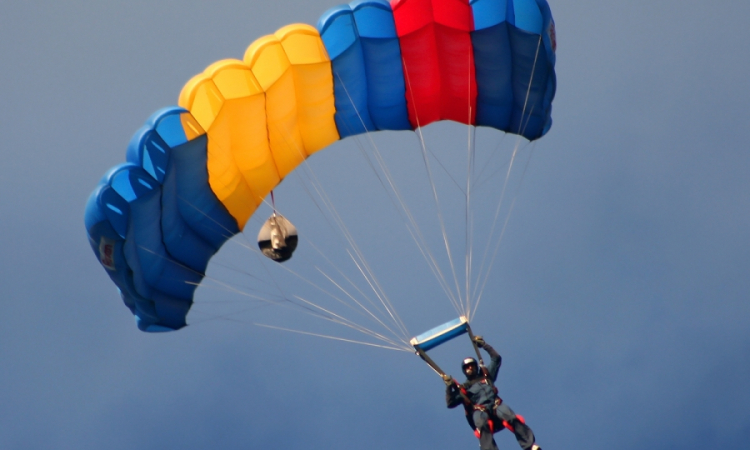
[
  {"xmin": 414, "ymin": 346, "xmax": 447, "ymax": 377},
  {"xmin": 465, "ymin": 322, "xmax": 495, "ymax": 390},
  {"xmin": 465, "ymin": 322, "xmax": 484, "ymax": 367}
]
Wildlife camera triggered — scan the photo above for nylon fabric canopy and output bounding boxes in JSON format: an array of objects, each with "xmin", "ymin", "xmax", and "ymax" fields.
[{"xmin": 85, "ymin": 0, "xmax": 556, "ymax": 332}]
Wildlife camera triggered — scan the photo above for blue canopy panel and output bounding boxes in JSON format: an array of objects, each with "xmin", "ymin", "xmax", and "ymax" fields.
[
  {"xmin": 319, "ymin": 4, "xmax": 376, "ymax": 137},
  {"xmin": 410, "ymin": 316, "xmax": 469, "ymax": 352},
  {"xmin": 470, "ymin": 0, "xmax": 556, "ymax": 140},
  {"xmin": 84, "ymin": 107, "xmax": 239, "ymax": 332},
  {"xmin": 318, "ymin": 0, "xmax": 410, "ymax": 139},
  {"xmin": 352, "ymin": 0, "xmax": 411, "ymax": 131}
]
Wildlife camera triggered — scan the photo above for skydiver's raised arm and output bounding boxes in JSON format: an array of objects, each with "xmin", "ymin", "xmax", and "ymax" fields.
[{"xmin": 474, "ymin": 337, "xmax": 501, "ymax": 382}]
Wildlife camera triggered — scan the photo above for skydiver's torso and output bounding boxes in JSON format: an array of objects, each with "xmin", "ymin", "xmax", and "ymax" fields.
[{"xmin": 463, "ymin": 376, "xmax": 498, "ymax": 408}]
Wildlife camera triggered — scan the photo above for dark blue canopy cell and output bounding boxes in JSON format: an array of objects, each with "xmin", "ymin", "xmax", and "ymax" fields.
[
  {"xmin": 471, "ymin": 0, "xmax": 556, "ymax": 138},
  {"xmin": 318, "ymin": 0, "xmax": 412, "ymax": 138},
  {"xmin": 85, "ymin": 108, "xmax": 238, "ymax": 331}
]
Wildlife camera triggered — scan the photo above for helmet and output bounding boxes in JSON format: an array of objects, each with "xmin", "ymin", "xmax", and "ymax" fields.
[{"xmin": 461, "ymin": 357, "xmax": 478, "ymax": 372}]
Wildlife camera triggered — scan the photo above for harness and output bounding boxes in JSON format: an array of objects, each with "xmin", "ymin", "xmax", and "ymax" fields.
[
  {"xmin": 460, "ymin": 366, "xmax": 501, "ymax": 409},
  {"xmin": 457, "ymin": 371, "xmax": 524, "ymax": 439}
]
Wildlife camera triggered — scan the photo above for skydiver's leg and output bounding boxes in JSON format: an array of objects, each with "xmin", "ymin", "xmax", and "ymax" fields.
[
  {"xmin": 472, "ymin": 410, "xmax": 499, "ymax": 450},
  {"xmin": 493, "ymin": 403, "xmax": 537, "ymax": 450}
]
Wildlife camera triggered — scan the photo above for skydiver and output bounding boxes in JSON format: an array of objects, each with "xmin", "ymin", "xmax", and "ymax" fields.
[{"xmin": 442, "ymin": 336, "xmax": 541, "ymax": 450}]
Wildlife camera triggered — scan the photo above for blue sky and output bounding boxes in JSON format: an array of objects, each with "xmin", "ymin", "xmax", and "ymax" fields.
[{"xmin": 2, "ymin": 1, "xmax": 749, "ymax": 449}]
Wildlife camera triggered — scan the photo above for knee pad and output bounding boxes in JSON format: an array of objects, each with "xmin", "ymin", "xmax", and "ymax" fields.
[
  {"xmin": 474, "ymin": 419, "xmax": 496, "ymax": 438},
  {"xmin": 502, "ymin": 415, "xmax": 525, "ymax": 433}
]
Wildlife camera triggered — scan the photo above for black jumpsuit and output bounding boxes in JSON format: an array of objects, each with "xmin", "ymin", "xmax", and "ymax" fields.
[{"xmin": 445, "ymin": 343, "xmax": 537, "ymax": 450}]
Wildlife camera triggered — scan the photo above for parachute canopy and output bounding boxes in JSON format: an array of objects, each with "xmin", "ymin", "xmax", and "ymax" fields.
[{"xmin": 85, "ymin": 0, "xmax": 556, "ymax": 332}]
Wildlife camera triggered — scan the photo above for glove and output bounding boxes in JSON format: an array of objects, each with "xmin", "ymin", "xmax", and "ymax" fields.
[
  {"xmin": 473, "ymin": 335, "xmax": 486, "ymax": 348},
  {"xmin": 442, "ymin": 374, "xmax": 454, "ymax": 386}
]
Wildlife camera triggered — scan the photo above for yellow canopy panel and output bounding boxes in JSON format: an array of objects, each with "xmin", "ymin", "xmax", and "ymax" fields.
[{"xmin": 179, "ymin": 24, "xmax": 339, "ymax": 229}]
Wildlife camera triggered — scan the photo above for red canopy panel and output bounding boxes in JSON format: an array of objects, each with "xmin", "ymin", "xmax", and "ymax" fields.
[{"xmin": 391, "ymin": 0, "xmax": 477, "ymax": 127}]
